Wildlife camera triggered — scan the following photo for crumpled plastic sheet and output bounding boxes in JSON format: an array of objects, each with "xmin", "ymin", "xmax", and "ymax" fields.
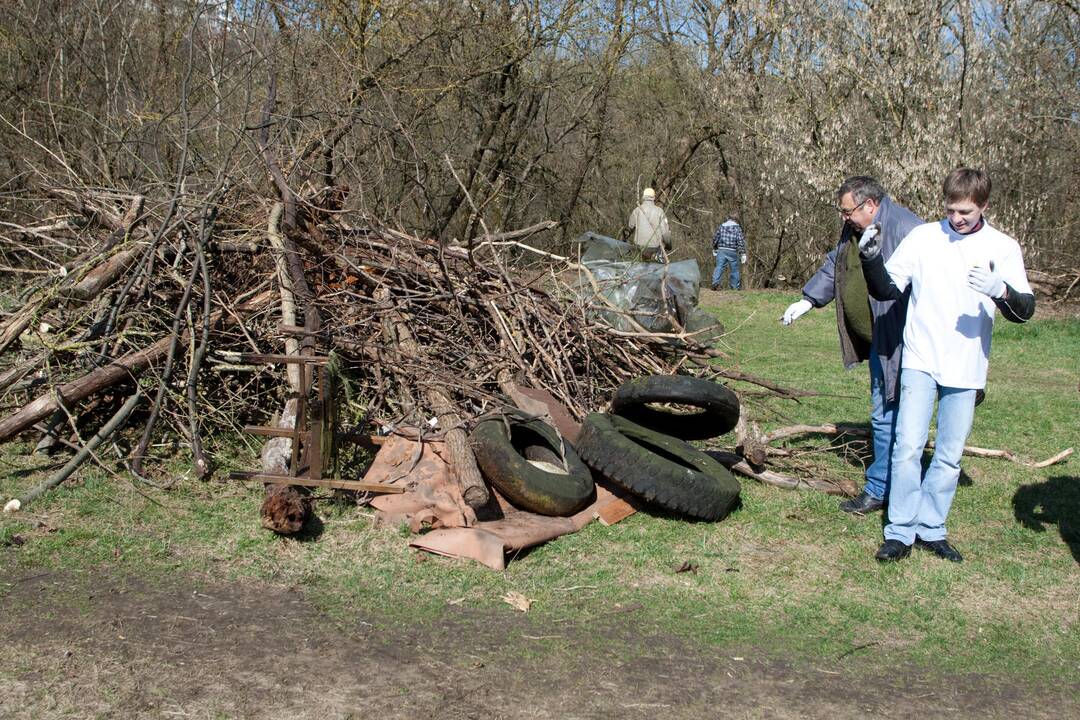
[{"xmin": 575, "ymin": 256, "xmax": 721, "ymax": 340}]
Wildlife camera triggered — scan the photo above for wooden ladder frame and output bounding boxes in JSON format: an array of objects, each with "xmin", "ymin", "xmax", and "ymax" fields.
[{"xmin": 229, "ymin": 352, "xmax": 402, "ymax": 494}]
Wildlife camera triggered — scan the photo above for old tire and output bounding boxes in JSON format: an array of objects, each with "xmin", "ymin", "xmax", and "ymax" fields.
[
  {"xmin": 576, "ymin": 413, "xmax": 740, "ymax": 521},
  {"xmin": 471, "ymin": 414, "xmax": 594, "ymax": 516},
  {"xmin": 610, "ymin": 375, "xmax": 740, "ymax": 440}
]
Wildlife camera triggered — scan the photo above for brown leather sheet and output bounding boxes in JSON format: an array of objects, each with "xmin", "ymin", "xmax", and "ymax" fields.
[
  {"xmin": 407, "ymin": 486, "xmax": 623, "ymax": 570},
  {"xmin": 367, "ymin": 392, "xmax": 636, "ymax": 569}
]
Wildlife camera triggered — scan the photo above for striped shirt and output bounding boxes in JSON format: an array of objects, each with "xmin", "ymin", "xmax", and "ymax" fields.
[{"xmin": 712, "ymin": 220, "xmax": 745, "ymax": 253}]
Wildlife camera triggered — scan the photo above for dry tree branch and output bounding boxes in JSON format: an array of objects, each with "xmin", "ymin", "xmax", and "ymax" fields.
[{"xmin": 761, "ymin": 423, "xmax": 1074, "ymax": 469}]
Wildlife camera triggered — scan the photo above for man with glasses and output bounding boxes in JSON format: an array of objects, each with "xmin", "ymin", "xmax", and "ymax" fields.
[{"xmin": 781, "ymin": 176, "xmax": 923, "ymax": 515}]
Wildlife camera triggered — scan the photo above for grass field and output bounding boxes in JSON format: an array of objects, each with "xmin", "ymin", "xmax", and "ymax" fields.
[{"xmin": 1, "ymin": 289, "xmax": 1077, "ymax": 685}]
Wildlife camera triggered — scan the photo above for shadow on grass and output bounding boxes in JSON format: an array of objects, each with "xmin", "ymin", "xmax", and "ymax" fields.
[
  {"xmin": 291, "ymin": 512, "xmax": 325, "ymax": 542},
  {"xmin": 4, "ymin": 460, "xmax": 66, "ymax": 479},
  {"xmin": 1012, "ymin": 475, "xmax": 1080, "ymax": 564}
]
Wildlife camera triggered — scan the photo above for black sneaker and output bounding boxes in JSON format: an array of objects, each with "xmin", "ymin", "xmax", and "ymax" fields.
[
  {"xmin": 915, "ymin": 538, "xmax": 963, "ymax": 563},
  {"xmin": 840, "ymin": 491, "xmax": 884, "ymax": 515},
  {"xmin": 875, "ymin": 539, "xmax": 911, "ymax": 562}
]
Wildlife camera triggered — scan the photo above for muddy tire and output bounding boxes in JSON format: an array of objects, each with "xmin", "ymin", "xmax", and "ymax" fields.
[
  {"xmin": 610, "ymin": 375, "xmax": 740, "ymax": 440},
  {"xmin": 471, "ymin": 414, "xmax": 594, "ymax": 516},
  {"xmin": 576, "ymin": 413, "xmax": 740, "ymax": 521}
]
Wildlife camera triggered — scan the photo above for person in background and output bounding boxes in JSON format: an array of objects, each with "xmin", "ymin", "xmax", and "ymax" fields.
[
  {"xmin": 711, "ymin": 211, "xmax": 747, "ymax": 290},
  {"xmin": 858, "ymin": 168, "xmax": 1034, "ymax": 562},
  {"xmin": 782, "ymin": 176, "xmax": 923, "ymax": 515},
  {"xmin": 627, "ymin": 187, "xmax": 671, "ymax": 261}
]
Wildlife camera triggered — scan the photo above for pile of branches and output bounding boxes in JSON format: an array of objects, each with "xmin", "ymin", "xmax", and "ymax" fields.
[
  {"xmin": 0, "ymin": 182, "xmax": 279, "ymax": 480},
  {"xmin": 1, "ymin": 175, "xmax": 786, "ymax": 510},
  {"xmin": 1027, "ymin": 268, "xmax": 1080, "ymax": 307}
]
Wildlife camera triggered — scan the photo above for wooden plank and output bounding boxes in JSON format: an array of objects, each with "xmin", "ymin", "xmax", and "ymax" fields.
[
  {"xmin": 291, "ymin": 359, "xmax": 306, "ymax": 476},
  {"xmin": 234, "ymin": 353, "xmax": 329, "ymax": 365},
  {"xmin": 243, "ymin": 425, "xmax": 311, "ymax": 439},
  {"xmin": 277, "ymin": 323, "xmax": 314, "ymax": 336},
  {"xmin": 338, "ymin": 432, "xmax": 387, "ymax": 447},
  {"xmin": 230, "ymin": 472, "xmax": 404, "ymax": 494},
  {"xmin": 308, "ymin": 363, "xmax": 323, "ymax": 481},
  {"xmin": 594, "ymin": 496, "xmax": 639, "ymax": 526}
]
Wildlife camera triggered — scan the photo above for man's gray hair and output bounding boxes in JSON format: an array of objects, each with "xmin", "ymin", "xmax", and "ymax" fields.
[{"xmin": 837, "ymin": 176, "xmax": 886, "ymax": 204}]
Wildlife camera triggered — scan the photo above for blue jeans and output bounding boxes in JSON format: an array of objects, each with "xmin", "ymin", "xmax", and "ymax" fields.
[
  {"xmin": 884, "ymin": 369, "xmax": 976, "ymax": 545},
  {"xmin": 712, "ymin": 249, "xmax": 740, "ymax": 289},
  {"xmin": 864, "ymin": 350, "xmax": 898, "ymax": 501}
]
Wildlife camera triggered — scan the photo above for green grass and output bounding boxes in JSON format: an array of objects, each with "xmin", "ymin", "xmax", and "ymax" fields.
[{"xmin": 1, "ymin": 289, "xmax": 1078, "ymax": 682}]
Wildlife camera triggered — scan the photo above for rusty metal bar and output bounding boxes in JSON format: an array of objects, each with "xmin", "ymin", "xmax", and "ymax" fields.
[{"xmin": 229, "ymin": 471, "xmax": 403, "ymax": 494}]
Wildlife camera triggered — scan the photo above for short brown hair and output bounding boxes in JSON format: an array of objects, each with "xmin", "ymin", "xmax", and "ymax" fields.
[{"xmin": 943, "ymin": 168, "xmax": 991, "ymax": 206}]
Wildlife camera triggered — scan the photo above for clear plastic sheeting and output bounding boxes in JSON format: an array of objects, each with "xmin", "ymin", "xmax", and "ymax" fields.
[
  {"xmin": 570, "ymin": 231, "xmax": 635, "ymax": 262},
  {"xmin": 575, "ymin": 253, "xmax": 723, "ymax": 342}
]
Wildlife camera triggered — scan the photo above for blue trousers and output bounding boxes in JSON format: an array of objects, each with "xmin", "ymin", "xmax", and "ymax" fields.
[
  {"xmin": 864, "ymin": 350, "xmax": 898, "ymax": 501},
  {"xmin": 884, "ymin": 369, "xmax": 976, "ymax": 545},
  {"xmin": 712, "ymin": 249, "xmax": 740, "ymax": 289}
]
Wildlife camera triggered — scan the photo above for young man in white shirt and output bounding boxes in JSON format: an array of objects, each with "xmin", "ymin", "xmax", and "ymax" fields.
[{"xmin": 857, "ymin": 168, "xmax": 1035, "ymax": 562}]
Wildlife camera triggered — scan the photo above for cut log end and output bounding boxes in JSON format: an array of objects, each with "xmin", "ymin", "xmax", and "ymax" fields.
[
  {"xmin": 260, "ymin": 484, "xmax": 311, "ymax": 534},
  {"xmin": 461, "ymin": 483, "xmax": 491, "ymax": 510},
  {"xmin": 194, "ymin": 458, "xmax": 213, "ymax": 482}
]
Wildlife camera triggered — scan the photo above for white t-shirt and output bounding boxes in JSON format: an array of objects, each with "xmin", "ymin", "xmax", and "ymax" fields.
[{"xmin": 885, "ymin": 219, "xmax": 1032, "ymax": 389}]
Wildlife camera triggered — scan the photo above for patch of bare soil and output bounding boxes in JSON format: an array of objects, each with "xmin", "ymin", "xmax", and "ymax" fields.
[{"xmin": 0, "ymin": 569, "xmax": 1075, "ymax": 719}]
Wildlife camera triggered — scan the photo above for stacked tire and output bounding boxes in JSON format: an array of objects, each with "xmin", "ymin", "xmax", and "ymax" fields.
[
  {"xmin": 468, "ymin": 376, "xmax": 742, "ymax": 522},
  {"xmin": 470, "ymin": 412, "xmax": 595, "ymax": 516},
  {"xmin": 576, "ymin": 375, "xmax": 742, "ymax": 521}
]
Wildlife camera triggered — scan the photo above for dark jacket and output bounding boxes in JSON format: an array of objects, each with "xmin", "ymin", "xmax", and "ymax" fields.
[{"xmin": 801, "ymin": 195, "xmax": 923, "ymax": 402}]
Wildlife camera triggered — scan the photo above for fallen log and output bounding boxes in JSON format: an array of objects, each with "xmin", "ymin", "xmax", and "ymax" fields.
[
  {"xmin": 734, "ymin": 416, "xmax": 768, "ymax": 469},
  {"xmin": 62, "ymin": 194, "xmax": 145, "ymax": 272},
  {"xmin": 259, "ymin": 202, "xmax": 311, "ymax": 535},
  {"xmin": 67, "ymin": 247, "xmax": 141, "ymax": 301},
  {"xmin": 267, "ymin": 203, "xmax": 301, "ymax": 390},
  {"xmin": 0, "ymin": 243, "xmax": 143, "ymax": 355},
  {"xmin": 0, "ymin": 354, "xmax": 41, "ymax": 394},
  {"xmin": 1027, "ymin": 268, "xmax": 1080, "ymax": 303},
  {"xmin": 377, "ymin": 288, "xmax": 490, "ymax": 511},
  {"xmin": 0, "ymin": 290, "xmax": 273, "ymax": 443},
  {"xmin": 0, "ymin": 311, "xmax": 30, "ymax": 356}
]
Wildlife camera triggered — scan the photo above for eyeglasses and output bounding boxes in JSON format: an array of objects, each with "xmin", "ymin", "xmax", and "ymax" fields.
[{"xmin": 837, "ymin": 198, "xmax": 868, "ymax": 218}]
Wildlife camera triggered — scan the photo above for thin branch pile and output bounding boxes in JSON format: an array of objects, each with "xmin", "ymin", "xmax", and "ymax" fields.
[{"xmin": 0, "ymin": 180, "xmax": 755, "ymax": 505}]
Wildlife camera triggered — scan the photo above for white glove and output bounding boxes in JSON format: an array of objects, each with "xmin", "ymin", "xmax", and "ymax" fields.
[
  {"xmin": 967, "ymin": 265, "xmax": 1006, "ymax": 298},
  {"xmin": 740, "ymin": 254, "xmax": 747, "ymax": 264},
  {"xmin": 782, "ymin": 299, "xmax": 813, "ymax": 325},
  {"xmin": 857, "ymin": 224, "xmax": 881, "ymax": 260}
]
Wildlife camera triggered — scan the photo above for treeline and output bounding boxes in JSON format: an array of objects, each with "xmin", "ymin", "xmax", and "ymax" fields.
[{"xmin": 1, "ymin": 0, "xmax": 1077, "ymax": 285}]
